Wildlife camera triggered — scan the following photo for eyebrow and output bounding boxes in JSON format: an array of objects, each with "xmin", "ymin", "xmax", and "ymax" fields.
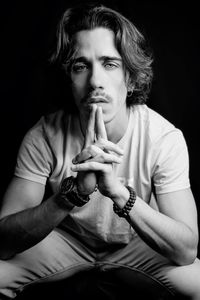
[{"xmin": 72, "ymin": 56, "xmax": 122, "ymax": 64}]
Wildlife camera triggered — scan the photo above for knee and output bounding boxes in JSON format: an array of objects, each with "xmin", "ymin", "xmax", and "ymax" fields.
[
  {"xmin": 0, "ymin": 259, "xmax": 18, "ymax": 287},
  {"xmin": 0, "ymin": 259, "xmax": 22, "ymax": 298},
  {"xmin": 167, "ymin": 259, "xmax": 200, "ymax": 300},
  {"xmin": 188, "ymin": 286, "xmax": 200, "ymax": 300}
]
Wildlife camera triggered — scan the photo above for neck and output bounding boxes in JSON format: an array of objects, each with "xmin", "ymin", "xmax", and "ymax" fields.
[{"xmin": 105, "ymin": 108, "xmax": 130, "ymax": 143}]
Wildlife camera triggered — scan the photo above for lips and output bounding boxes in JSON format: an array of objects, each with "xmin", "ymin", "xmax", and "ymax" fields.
[
  {"xmin": 87, "ymin": 96, "xmax": 107, "ymax": 104},
  {"xmin": 81, "ymin": 90, "xmax": 111, "ymax": 106}
]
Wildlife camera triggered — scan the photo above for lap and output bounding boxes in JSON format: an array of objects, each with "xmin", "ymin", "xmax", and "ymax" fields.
[
  {"xmin": 98, "ymin": 233, "xmax": 200, "ymax": 298},
  {"xmin": 0, "ymin": 228, "xmax": 199, "ymax": 299},
  {"xmin": 0, "ymin": 228, "xmax": 95, "ymax": 298}
]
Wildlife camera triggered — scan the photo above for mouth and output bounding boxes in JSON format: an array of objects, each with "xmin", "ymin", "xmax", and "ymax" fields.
[{"xmin": 86, "ymin": 96, "xmax": 108, "ymax": 105}]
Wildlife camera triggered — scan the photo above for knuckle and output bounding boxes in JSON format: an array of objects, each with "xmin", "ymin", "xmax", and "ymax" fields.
[
  {"xmin": 90, "ymin": 145, "xmax": 95, "ymax": 151},
  {"xmin": 98, "ymin": 137, "xmax": 104, "ymax": 144},
  {"xmin": 88, "ymin": 145, "xmax": 93, "ymax": 152},
  {"xmin": 99, "ymin": 154, "xmax": 104, "ymax": 161}
]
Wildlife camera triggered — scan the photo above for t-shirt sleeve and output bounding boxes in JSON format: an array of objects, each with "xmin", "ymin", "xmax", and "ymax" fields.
[
  {"xmin": 152, "ymin": 129, "xmax": 190, "ymax": 194},
  {"xmin": 14, "ymin": 118, "xmax": 53, "ymax": 185}
]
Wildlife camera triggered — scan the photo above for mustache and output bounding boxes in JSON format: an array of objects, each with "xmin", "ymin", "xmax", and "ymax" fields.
[{"xmin": 81, "ymin": 90, "xmax": 112, "ymax": 104}]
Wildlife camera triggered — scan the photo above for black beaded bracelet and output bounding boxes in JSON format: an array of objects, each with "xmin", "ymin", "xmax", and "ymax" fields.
[{"xmin": 113, "ymin": 186, "xmax": 136, "ymax": 218}]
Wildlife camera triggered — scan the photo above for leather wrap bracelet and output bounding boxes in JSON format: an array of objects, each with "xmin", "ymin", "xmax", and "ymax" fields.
[{"xmin": 113, "ymin": 186, "xmax": 136, "ymax": 218}]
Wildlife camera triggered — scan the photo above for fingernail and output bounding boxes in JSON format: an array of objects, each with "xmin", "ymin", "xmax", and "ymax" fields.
[{"xmin": 92, "ymin": 104, "xmax": 97, "ymax": 111}]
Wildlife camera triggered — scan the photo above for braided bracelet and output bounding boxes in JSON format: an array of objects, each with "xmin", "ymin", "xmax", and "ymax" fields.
[{"xmin": 113, "ymin": 186, "xmax": 136, "ymax": 218}]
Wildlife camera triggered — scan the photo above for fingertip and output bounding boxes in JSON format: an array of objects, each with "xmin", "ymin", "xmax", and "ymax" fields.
[
  {"xmin": 98, "ymin": 106, "xmax": 103, "ymax": 113},
  {"xmin": 95, "ymin": 106, "xmax": 103, "ymax": 118},
  {"xmin": 92, "ymin": 104, "xmax": 97, "ymax": 112},
  {"xmin": 117, "ymin": 157, "xmax": 123, "ymax": 164},
  {"xmin": 118, "ymin": 147, "xmax": 124, "ymax": 155}
]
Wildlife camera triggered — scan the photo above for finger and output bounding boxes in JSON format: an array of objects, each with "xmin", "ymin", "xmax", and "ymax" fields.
[
  {"xmin": 72, "ymin": 143, "xmax": 123, "ymax": 164},
  {"xmin": 71, "ymin": 161, "xmax": 111, "ymax": 173},
  {"xmin": 84, "ymin": 104, "xmax": 97, "ymax": 148},
  {"xmin": 96, "ymin": 139, "xmax": 124, "ymax": 156},
  {"xmin": 72, "ymin": 145, "xmax": 101, "ymax": 164},
  {"xmin": 73, "ymin": 145, "xmax": 122, "ymax": 165},
  {"xmin": 73, "ymin": 150, "xmax": 122, "ymax": 165},
  {"xmin": 95, "ymin": 106, "xmax": 107, "ymax": 140},
  {"xmin": 88, "ymin": 152, "xmax": 123, "ymax": 164}
]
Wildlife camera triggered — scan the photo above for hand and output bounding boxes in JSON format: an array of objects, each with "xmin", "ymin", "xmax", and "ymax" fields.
[
  {"xmin": 75, "ymin": 105, "xmax": 97, "ymax": 195},
  {"xmin": 71, "ymin": 106, "xmax": 124, "ymax": 198}
]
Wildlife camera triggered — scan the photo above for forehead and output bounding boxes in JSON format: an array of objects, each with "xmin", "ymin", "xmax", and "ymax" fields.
[{"xmin": 73, "ymin": 27, "xmax": 121, "ymax": 58}]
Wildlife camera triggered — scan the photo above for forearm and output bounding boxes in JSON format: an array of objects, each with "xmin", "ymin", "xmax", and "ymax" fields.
[
  {"xmin": 0, "ymin": 194, "xmax": 73, "ymax": 259},
  {"xmin": 113, "ymin": 187, "xmax": 198, "ymax": 265},
  {"xmin": 129, "ymin": 197, "xmax": 197, "ymax": 264}
]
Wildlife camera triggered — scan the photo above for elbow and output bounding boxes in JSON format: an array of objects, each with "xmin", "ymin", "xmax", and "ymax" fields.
[
  {"xmin": 174, "ymin": 240, "xmax": 198, "ymax": 266},
  {"xmin": 175, "ymin": 230, "xmax": 199, "ymax": 266},
  {"xmin": 178, "ymin": 249, "xmax": 197, "ymax": 266}
]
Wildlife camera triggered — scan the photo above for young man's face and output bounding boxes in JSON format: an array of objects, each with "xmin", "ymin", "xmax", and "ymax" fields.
[{"xmin": 70, "ymin": 27, "xmax": 129, "ymax": 124}]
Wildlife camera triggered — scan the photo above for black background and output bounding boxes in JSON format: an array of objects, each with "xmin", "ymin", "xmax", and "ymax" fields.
[{"xmin": 1, "ymin": 0, "xmax": 200, "ymax": 251}]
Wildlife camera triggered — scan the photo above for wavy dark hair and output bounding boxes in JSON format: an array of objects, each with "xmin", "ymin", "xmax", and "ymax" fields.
[{"xmin": 51, "ymin": 3, "xmax": 153, "ymax": 105}]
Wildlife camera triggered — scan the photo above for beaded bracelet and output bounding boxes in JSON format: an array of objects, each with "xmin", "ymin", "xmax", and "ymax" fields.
[{"xmin": 113, "ymin": 186, "xmax": 136, "ymax": 218}]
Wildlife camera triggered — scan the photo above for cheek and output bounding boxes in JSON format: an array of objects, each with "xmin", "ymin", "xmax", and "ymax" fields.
[
  {"xmin": 71, "ymin": 78, "xmax": 82, "ymax": 91},
  {"xmin": 115, "ymin": 78, "xmax": 128, "ymax": 100},
  {"xmin": 111, "ymin": 71, "xmax": 127, "ymax": 94},
  {"xmin": 71, "ymin": 78, "xmax": 85, "ymax": 98}
]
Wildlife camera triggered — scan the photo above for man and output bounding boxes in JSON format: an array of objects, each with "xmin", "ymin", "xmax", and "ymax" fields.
[{"xmin": 0, "ymin": 3, "xmax": 199, "ymax": 299}]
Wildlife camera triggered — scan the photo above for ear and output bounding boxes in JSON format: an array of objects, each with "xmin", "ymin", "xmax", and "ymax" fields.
[
  {"xmin": 125, "ymin": 72, "xmax": 135, "ymax": 91},
  {"xmin": 127, "ymin": 84, "xmax": 134, "ymax": 93},
  {"xmin": 127, "ymin": 82, "xmax": 135, "ymax": 94}
]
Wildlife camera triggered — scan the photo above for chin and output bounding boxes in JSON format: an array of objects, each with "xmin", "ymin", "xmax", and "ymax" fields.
[{"xmin": 103, "ymin": 112, "xmax": 114, "ymax": 124}]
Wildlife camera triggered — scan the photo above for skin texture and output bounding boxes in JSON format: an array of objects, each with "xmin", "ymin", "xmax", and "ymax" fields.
[
  {"xmin": 0, "ymin": 27, "xmax": 199, "ymax": 299},
  {"xmin": 70, "ymin": 27, "xmax": 130, "ymax": 195},
  {"xmin": 70, "ymin": 28, "xmax": 130, "ymax": 195},
  {"xmin": 70, "ymin": 28, "xmax": 130, "ymax": 143},
  {"xmin": 70, "ymin": 28, "xmax": 199, "ymax": 266}
]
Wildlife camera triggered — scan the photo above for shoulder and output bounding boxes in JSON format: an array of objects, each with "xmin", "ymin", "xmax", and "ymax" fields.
[
  {"xmin": 26, "ymin": 110, "xmax": 71, "ymax": 141},
  {"xmin": 132, "ymin": 104, "xmax": 183, "ymax": 143},
  {"xmin": 41, "ymin": 110, "xmax": 69, "ymax": 136}
]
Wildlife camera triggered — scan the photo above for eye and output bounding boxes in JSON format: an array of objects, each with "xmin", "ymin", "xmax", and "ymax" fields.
[
  {"xmin": 104, "ymin": 62, "xmax": 119, "ymax": 70},
  {"xmin": 72, "ymin": 63, "xmax": 88, "ymax": 73}
]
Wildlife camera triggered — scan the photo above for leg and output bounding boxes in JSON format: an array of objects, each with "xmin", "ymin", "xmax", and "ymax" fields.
[
  {"xmin": 0, "ymin": 228, "xmax": 96, "ymax": 299},
  {"xmin": 97, "ymin": 233, "xmax": 200, "ymax": 299},
  {"xmin": 166, "ymin": 258, "xmax": 200, "ymax": 300}
]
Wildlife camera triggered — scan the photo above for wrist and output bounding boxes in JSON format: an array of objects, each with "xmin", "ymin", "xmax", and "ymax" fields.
[
  {"xmin": 111, "ymin": 184, "xmax": 130, "ymax": 208},
  {"xmin": 55, "ymin": 193, "xmax": 75, "ymax": 210},
  {"xmin": 113, "ymin": 186, "xmax": 137, "ymax": 219},
  {"xmin": 58, "ymin": 176, "xmax": 90, "ymax": 207}
]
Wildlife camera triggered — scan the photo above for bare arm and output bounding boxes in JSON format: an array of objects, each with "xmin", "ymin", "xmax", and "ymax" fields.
[
  {"xmin": 72, "ymin": 106, "xmax": 199, "ymax": 266},
  {"xmin": 0, "ymin": 176, "xmax": 73, "ymax": 260},
  {"xmin": 113, "ymin": 186, "xmax": 199, "ymax": 265},
  {"xmin": 0, "ymin": 106, "xmax": 102, "ymax": 260}
]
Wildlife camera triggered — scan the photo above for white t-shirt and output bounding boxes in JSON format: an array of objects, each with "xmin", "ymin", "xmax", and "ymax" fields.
[{"xmin": 15, "ymin": 105, "xmax": 190, "ymax": 246}]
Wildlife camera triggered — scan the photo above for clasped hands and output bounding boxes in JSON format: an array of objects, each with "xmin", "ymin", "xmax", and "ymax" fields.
[{"xmin": 71, "ymin": 105, "xmax": 124, "ymax": 199}]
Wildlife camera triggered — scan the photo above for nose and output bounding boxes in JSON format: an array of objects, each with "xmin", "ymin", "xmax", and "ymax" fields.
[{"xmin": 89, "ymin": 64, "xmax": 104, "ymax": 89}]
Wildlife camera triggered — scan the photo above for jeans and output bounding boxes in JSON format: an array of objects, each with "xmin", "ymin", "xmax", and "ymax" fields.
[{"xmin": 0, "ymin": 228, "xmax": 199, "ymax": 299}]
